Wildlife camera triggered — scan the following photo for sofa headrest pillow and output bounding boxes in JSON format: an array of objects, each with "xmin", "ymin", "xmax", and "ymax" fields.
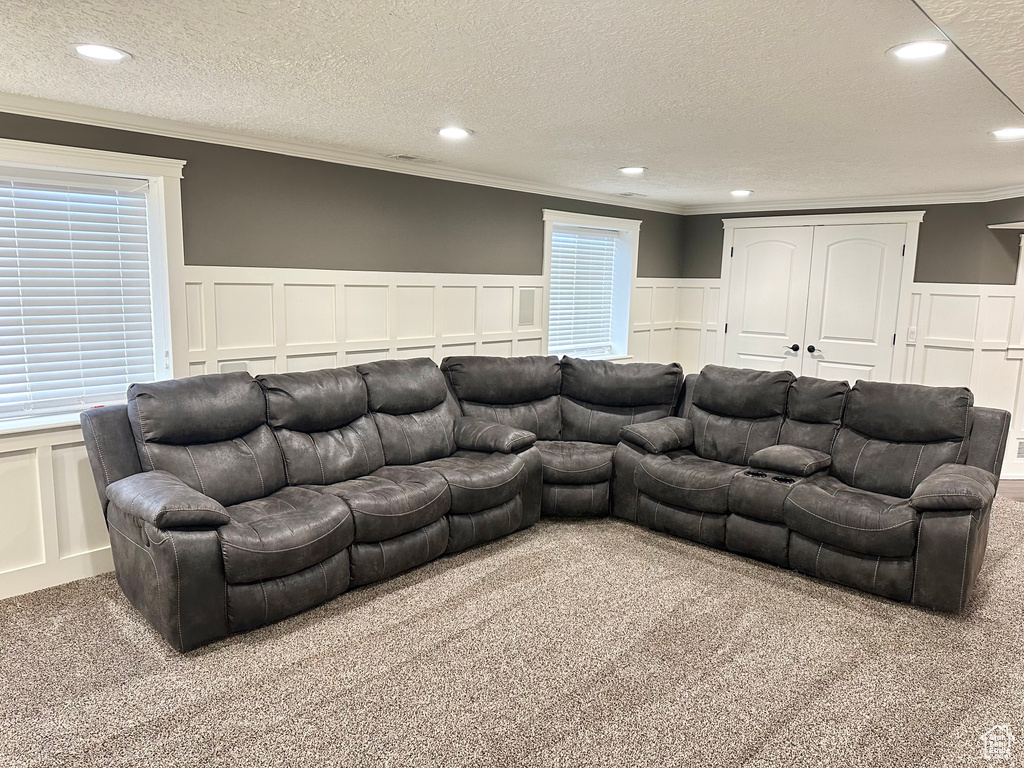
[
  {"xmin": 258, "ymin": 367, "xmax": 368, "ymax": 433},
  {"xmin": 844, "ymin": 381, "xmax": 973, "ymax": 443},
  {"xmin": 358, "ymin": 358, "xmax": 448, "ymax": 415},
  {"xmin": 560, "ymin": 357, "xmax": 682, "ymax": 407},
  {"xmin": 128, "ymin": 372, "xmax": 265, "ymax": 445},
  {"xmin": 787, "ymin": 376, "xmax": 849, "ymax": 425},
  {"xmin": 442, "ymin": 355, "xmax": 561, "ymax": 404},
  {"xmin": 691, "ymin": 365, "xmax": 793, "ymax": 419}
]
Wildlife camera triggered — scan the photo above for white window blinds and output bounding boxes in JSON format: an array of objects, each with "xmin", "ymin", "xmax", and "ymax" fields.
[
  {"xmin": 0, "ymin": 172, "xmax": 156, "ymax": 422},
  {"xmin": 548, "ymin": 224, "xmax": 619, "ymax": 357}
]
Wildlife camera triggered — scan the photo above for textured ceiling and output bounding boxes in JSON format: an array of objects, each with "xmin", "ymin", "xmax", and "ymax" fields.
[
  {"xmin": 917, "ymin": 0, "xmax": 1024, "ymax": 113},
  {"xmin": 0, "ymin": 0, "xmax": 1022, "ymax": 210}
]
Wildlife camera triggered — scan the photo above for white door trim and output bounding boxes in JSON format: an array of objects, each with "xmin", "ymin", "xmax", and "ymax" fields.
[
  {"xmin": 718, "ymin": 211, "xmax": 925, "ymax": 382},
  {"xmin": 723, "ymin": 211, "xmax": 926, "ymax": 230}
]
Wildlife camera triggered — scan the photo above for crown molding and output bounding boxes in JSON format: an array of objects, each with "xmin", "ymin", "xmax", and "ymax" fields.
[
  {"xmin": 679, "ymin": 184, "xmax": 1024, "ymax": 215},
  {"xmin": 3, "ymin": 91, "xmax": 1023, "ymax": 218},
  {"xmin": 0, "ymin": 92, "xmax": 691, "ymax": 215}
]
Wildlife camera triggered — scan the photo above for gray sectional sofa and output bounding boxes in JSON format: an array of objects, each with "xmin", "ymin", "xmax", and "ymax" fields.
[{"xmin": 80, "ymin": 355, "xmax": 1009, "ymax": 651}]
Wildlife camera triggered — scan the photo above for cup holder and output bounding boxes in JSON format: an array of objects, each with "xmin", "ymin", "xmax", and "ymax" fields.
[
  {"xmin": 744, "ymin": 470, "xmax": 768, "ymax": 478},
  {"xmin": 771, "ymin": 476, "xmax": 796, "ymax": 485}
]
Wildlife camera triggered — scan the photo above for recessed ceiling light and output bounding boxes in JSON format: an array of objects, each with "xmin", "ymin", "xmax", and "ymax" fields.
[
  {"xmin": 992, "ymin": 127, "xmax": 1024, "ymax": 141},
  {"xmin": 618, "ymin": 166, "xmax": 646, "ymax": 175},
  {"xmin": 731, "ymin": 189, "xmax": 753, "ymax": 197},
  {"xmin": 74, "ymin": 43, "xmax": 131, "ymax": 62},
  {"xmin": 438, "ymin": 126, "xmax": 471, "ymax": 140},
  {"xmin": 888, "ymin": 41, "xmax": 948, "ymax": 60}
]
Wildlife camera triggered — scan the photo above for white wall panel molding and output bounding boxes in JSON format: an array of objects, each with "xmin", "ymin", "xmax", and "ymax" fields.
[
  {"xmin": 899, "ymin": 281, "xmax": 1024, "ymax": 478},
  {"xmin": 182, "ymin": 264, "xmax": 548, "ymax": 373},
  {"xmin": 0, "ymin": 424, "xmax": 113, "ymax": 599},
  {"xmin": 630, "ymin": 277, "xmax": 721, "ymax": 375}
]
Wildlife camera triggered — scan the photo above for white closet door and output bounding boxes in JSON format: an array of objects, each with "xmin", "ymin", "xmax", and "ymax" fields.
[
  {"xmin": 801, "ymin": 223, "xmax": 906, "ymax": 382},
  {"xmin": 724, "ymin": 227, "xmax": 813, "ymax": 373}
]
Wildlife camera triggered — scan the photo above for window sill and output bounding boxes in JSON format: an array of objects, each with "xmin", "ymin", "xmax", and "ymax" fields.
[{"xmin": 0, "ymin": 407, "xmax": 117, "ymax": 438}]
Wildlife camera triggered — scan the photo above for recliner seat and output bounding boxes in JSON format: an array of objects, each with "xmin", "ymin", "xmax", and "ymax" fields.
[
  {"xmin": 81, "ymin": 356, "xmax": 1010, "ymax": 652},
  {"xmin": 615, "ymin": 364, "xmax": 1008, "ymax": 613}
]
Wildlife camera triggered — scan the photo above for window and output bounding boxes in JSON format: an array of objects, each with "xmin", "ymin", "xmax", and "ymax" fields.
[
  {"xmin": 544, "ymin": 210, "xmax": 639, "ymax": 359},
  {"xmin": 0, "ymin": 167, "xmax": 166, "ymax": 424}
]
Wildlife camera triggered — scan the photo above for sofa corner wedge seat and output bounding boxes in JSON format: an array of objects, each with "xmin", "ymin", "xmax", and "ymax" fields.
[
  {"xmin": 441, "ymin": 354, "xmax": 684, "ymax": 518},
  {"xmin": 80, "ymin": 359, "xmax": 541, "ymax": 651},
  {"xmin": 614, "ymin": 363, "xmax": 1010, "ymax": 613}
]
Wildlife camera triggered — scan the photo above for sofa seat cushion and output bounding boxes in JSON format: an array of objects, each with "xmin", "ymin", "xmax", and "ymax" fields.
[
  {"xmin": 635, "ymin": 452, "xmax": 744, "ymax": 514},
  {"xmin": 419, "ymin": 450, "xmax": 527, "ymax": 514},
  {"xmin": 219, "ymin": 487, "xmax": 355, "ymax": 584},
  {"xmin": 784, "ymin": 477, "xmax": 919, "ymax": 558},
  {"xmin": 311, "ymin": 465, "xmax": 450, "ymax": 543},
  {"xmin": 535, "ymin": 441, "xmax": 615, "ymax": 485}
]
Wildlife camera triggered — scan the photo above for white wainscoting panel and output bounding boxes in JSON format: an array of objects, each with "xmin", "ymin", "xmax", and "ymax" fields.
[
  {"xmin": 898, "ymin": 273, "xmax": 1024, "ymax": 478},
  {"xmin": 184, "ymin": 265, "xmax": 547, "ymax": 375},
  {"xmin": 630, "ymin": 278, "xmax": 722, "ymax": 375},
  {"xmin": 0, "ymin": 426, "xmax": 114, "ymax": 599}
]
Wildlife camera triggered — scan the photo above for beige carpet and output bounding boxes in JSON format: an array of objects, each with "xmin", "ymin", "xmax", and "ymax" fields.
[{"xmin": 1, "ymin": 498, "xmax": 1022, "ymax": 768}]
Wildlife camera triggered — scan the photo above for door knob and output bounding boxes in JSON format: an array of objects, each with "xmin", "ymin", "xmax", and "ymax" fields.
[
  {"xmin": 807, "ymin": 345, "xmax": 817, "ymax": 353},
  {"xmin": 785, "ymin": 343, "xmax": 800, "ymax": 352}
]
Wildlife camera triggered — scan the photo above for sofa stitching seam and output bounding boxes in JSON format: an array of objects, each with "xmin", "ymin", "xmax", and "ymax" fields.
[
  {"xmin": 549, "ymin": 460, "xmax": 613, "ymax": 475},
  {"xmin": 850, "ymin": 439, "xmax": 870, "ymax": 488},
  {"xmin": 107, "ymin": 520, "xmax": 162, "ymax": 595},
  {"xmin": 183, "ymin": 446, "xmax": 206, "ymax": 495},
  {"xmin": 911, "ymin": 519, "xmax": 924, "ymax": 602},
  {"xmin": 308, "ymin": 434, "xmax": 327, "ymax": 485},
  {"xmin": 637, "ymin": 463, "xmax": 730, "ymax": 492},
  {"xmin": 166, "ymin": 533, "xmax": 183, "ymax": 651},
  {"xmin": 346, "ymin": 487, "xmax": 448, "ymax": 519},
  {"xmin": 238, "ymin": 437, "xmax": 266, "ymax": 497},
  {"xmin": 909, "ymin": 444, "xmax": 925, "ymax": 495},
  {"xmin": 958, "ymin": 510, "xmax": 975, "ymax": 610},
  {"xmin": 994, "ymin": 411, "xmax": 1009, "ymax": 474},
  {"xmin": 92, "ymin": 424, "xmax": 112, "ymax": 486},
  {"xmin": 741, "ymin": 419, "xmax": 755, "ymax": 464},
  {"xmin": 955, "ymin": 404, "xmax": 969, "ymax": 464},
  {"xmin": 787, "ymin": 497, "xmax": 915, "ymax": 532},
  {"xmin": 221, "ymin": 515, "xmax": 351, "ymax": 553},
  {"xmin": 446, "ymin": 464, "xmax": 525, "ymax": 490}
]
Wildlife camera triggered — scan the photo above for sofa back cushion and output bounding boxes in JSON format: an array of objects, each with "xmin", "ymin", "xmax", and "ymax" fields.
[
  {"xmin": 559, "ymin": 357, "xmax": 684, "ymax": 444},
  {"xmin": 442, "ymin": 355, "xmax": 561, "ymax": 440},
  {"xmin": 831, "ymin": 381, "xmax": 973, "ymax": 497},
  {"xmin": 358, "ymin": 358, "xmax": 459, "ymax": 464},
  {"xmin": 258, "ymin": 368, "xmax": 385, "ymax": 485},
  {"xmin": 687, "ymin": 365, "xmax": 793, "ymax": 465},
  {"xmin": 779, "ymin": 376, "xmax": 849, "ymax": 453},
  {"xmin": 127, "ymin": 372, "xmax": 285, "ymax": 506}
]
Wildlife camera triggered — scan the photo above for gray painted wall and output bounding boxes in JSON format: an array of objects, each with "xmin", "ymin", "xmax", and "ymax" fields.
[
  {"xmin": 0, "ymin": 112, "xmax": 686, "ymax": 277},
  {"xmin": 680, "ymin": 199, "xmax": 1024, "ymax": 284},
  {"xmin": 3, "ymin": 111, "xmax": 1019, "ymax": 283}
]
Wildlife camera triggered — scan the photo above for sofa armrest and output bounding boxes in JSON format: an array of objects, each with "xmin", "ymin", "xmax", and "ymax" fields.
[
  {"xmin": 454, "ymin": 418, "xmax": 537, "ymax": 453},
  {"xmin": 748, "ymin": 445, "xmax": 831, "ymax": 477},
  {"xmin": 619, "ymin": 417, "xmax": 693, "ymax": 454},
  {"xmin": 910, "ymin": 464, "xmax": 997, "ymax": 512},
  {"xmin": 105, "ymin": 470, "xmax": 230, "ymax": 529}
]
